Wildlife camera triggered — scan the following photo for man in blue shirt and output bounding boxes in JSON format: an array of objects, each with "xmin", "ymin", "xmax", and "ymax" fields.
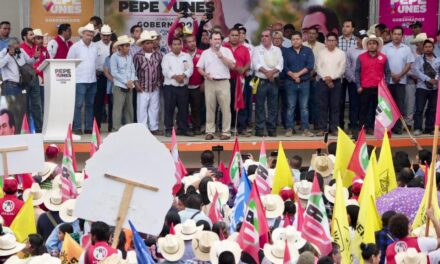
[
  {"xmin": 282, "ymin": 31, "xmax": 315, "ymax": 137},
  {"xmin": 0, "ymin": 21, "xmax": 12, "ymax": 52},
  {"xmin": 435, "ymin": 30, "xmax": 440, "ymax": 58}
]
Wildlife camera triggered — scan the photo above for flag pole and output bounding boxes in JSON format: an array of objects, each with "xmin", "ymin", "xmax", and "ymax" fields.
[
  {"xmin": 425, "ymin": 124, "xmax": 439, "ymax": 236},
  {"xmin": 399, "ymin": 116, "xmax": 422, "ymax": 150}
]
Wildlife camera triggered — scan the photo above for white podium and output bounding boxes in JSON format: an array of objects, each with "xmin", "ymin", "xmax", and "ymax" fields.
[{"xmin": 38, "ymin": 59, "xmax": 81, "ymax": 141}]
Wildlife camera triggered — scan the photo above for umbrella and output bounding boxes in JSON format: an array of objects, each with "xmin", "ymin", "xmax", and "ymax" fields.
[{"xmin": 376, "ymin": 187, "xmax": 440, "ymax": 222}]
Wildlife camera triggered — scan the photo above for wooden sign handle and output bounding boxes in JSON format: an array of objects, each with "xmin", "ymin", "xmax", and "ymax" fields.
[{"xmin": 0, "ymin": 146, "xmax": 28, "ymax": 178}]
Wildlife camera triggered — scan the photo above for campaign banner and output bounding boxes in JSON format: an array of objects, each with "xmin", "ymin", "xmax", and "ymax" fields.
[
  {"xmin": 379, "ymin": 0, "xmax": 439, "ymax": 37},
  {"xmin": 30, "ymin": 0, "xmax": 94, "ymax": 37}
]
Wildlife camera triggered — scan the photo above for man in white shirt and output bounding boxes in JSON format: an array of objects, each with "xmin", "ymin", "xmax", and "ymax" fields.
[
  {"xmin": 197, "ymin": 32, "xmax": 236, "ymax": 140},
  {"xmin": 161, "ymin": 38, "xmax": 194, "ymax": 137},
  {"xmin": 382, "ymin": 26, "xmax": 414, "ymax": 135},
  {"xmin": 316, "ymin": 32, "xmax": 346, "ymax": 136},
  {"xmin": 0, "ymin": 38, "xmax": 35, "ymax": 132},
  {"xmin": 252, "ymin": 30, "xmax": 283, "ymax": 137},
  {"xmin": 94, "ymin": 24, "xmax": 112, "ymax": 130},
  {"xmin": 67, "ymin": 23, "xmax": 98, "ymax": 135},
  {"xmin": 47, "ymin": 24, "xmax": 73, "ymax": 59}
]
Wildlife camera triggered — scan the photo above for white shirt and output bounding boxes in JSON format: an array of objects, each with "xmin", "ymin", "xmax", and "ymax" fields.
[
  {"xmin": 47, "ymin": 35, "xmax": 66, "ymax": 59},
  {"xmin": 67, "ymin": 39, "xmax": 98, "ymax": 83},
  {"xmin": 382, "ymin": 42, "xmax": 415, "ymax": 84},
  {"xmin": 197, "ymin": 47, "xmax": 235, "ymax": 79},
  {"xmin": 316, "ymin": 47, "xmax": 346, "ymax": 80},
  {"xmin": 161, "ymin": 51, "xmax": 194, "ymax": 86},
  {"xmin": 95, "ymin": 40, "xmax": 111, "ymax": 72},
  {"xmin": 243, "ymin": 42, "xmax": 254, "ymax": 75},
  {"xmin": 0, "ymin": 48, "xmax": 34, "ymax": 83},
  {"xmin": 252, "ymin": 44, "xmax": 283, "ymax": 79},
  {"xmin": 282, "ymin": 37, "xmax": 292, "ymax": 48}
]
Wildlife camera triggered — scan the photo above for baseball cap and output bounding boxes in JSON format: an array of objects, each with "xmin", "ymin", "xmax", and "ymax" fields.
[
  {"xmin": 3, "ymin": 177, "xmax": 18, "ymax": 193},
  {"xmin": 45, "ymin": 144, "xmax": 60, "ymax": 159}
]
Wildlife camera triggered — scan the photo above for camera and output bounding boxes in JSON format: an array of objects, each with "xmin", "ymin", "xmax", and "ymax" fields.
[{"xmin": 6, "ymin": 47, "xmax": 21, "ymax": 56}]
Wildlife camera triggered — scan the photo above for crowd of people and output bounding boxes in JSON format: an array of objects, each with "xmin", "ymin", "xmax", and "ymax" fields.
[{"xmin": 0, "ymin": 12, "xmax": 439, "ymax": 140}]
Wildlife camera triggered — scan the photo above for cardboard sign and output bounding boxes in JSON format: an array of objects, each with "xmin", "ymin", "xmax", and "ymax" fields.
[
  {"xmin": 74, "ymin": 124, "xmax": 176, "ymax": 235},
  {"xmin": 0, "ymin": 134, "xmax": 44, "ymax": 175}
]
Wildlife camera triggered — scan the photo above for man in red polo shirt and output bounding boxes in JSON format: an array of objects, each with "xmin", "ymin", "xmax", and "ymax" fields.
[
  {"xmin": 185, "ymin": 35, "xmax": 204, "ymax": 135},
  {"xmin": 0, "ymin": 177, "xmax": 24, "ymax": 226},
  {"xmin": 355, "ymin": 34, "xmax": 391, "ymax": 135},
  {"xmin": 223, "ymin": 28, "xmax": 251, "ymax": 135},
  {"xmin": 19, "ymin": 27, "xmax": 43, "ymax": 133}
]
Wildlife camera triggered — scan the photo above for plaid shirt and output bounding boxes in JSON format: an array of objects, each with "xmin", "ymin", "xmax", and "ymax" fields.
[
  {"xmin": 133, "ymin": 50, "xmax": 163, "ymax": 92},
  {"xmin": 338, "ymin": 35, "xmax": 357, "ymax": 52},
  {"xmin": 375, "ymin": 227, "xmax": 396, "ymax": 264}
]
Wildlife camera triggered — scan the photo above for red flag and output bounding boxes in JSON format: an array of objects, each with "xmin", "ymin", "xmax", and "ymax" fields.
[
  {"xmin": 348, "ymin": 127, "xmax": 369, "ymax": 179},
  {"xmin": 20, "ymin": 173, "xmax": 34, "ymax": 191},
  {"xmin": 208, "ymin": 190, "xmax": 224, "ymax": 223},
  {"xmin": 61, "ymin": 124, "xmax": 78, "ymax": 202},
  {"xmin": 255, "ymin": 185, "xmax": 270, "ymax": 248},
  {"xmin": 171, "ymin": 127, "xmax": 186, "ymax": 195},
  {"xmin": 283, "ymin": 212, "xmax": 292, "ymax": 227},
  {"xmin": 219, "ymin": 161, "xmax": 232, "ymax": 185},
  {"xmin": 436, "ymin": 79, "xmax": 440, "ymax": 125},
  {"xmin": 90, "ymin": 118, "xmax": 102, "ymax": 157},
  {"xmin": 169, "ymin": 222, "xmax": 175, "ymax": 235},
  {"xmin": 255, "ymin": 174, "xmax": 271, "ymax": 195},
  {"xmin": 374, "ymin": 79, "xmax": 401, "ymax": 139},
  {"xmin": 21, "ymin": 114, "xmax": 30, "ymax": 134},
  {"xmin": 67, "ymin": 125, "xmax": 78, "ymax": 172},
  {"xmin": 234, "ymin": 76, "xmax": 245, "ymax": 110},
  {"xmin": 229, "ymin": 137, "xmax": 243, "ymax": 188},
  {"xmin": 301, "ymin": 173, "xmax": 332, "ymax": 256},
  {"xmin": 283, "ymin": 240, "xmax": 293, "ymax": 264},
  {"xmin": 296, "ymin": 195, "xmax": 304, "ymax": 231}
]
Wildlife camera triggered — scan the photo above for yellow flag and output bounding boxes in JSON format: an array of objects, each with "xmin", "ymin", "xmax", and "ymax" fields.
[
  {"xmin": 376, "ymin": 131, "xmax": 397, "ymax": 197},
  {"xmin": 331, "ymin": 172, "xmax": 351, "ymax": 264},
  {"xmin": 60, "ymin": 233, "xmax": 84, "ymax": 264},
  {"xmin": 271, "ymin": 142, "xmax": 293, "ymax": 195},
  {"xmin": 412, "ymin": 162, "xmax": 440, "ymax": 229},
  {"xmin": 333, "ymin": 127, "xmax": 355, "ymax": 187},
  {"xmin": 10, "ymin": 194, "xmax": 36, "ymax": 242},
  {"xmin": 353, "ymin": 153, "xmax": 382, "ymax": 262}
]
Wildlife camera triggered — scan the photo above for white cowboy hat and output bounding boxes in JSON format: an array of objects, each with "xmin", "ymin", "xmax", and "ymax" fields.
[
  {"xmin": 410, "ymin": 33, "xmax": 429, "ymax": 44},
  {"xmin": 412, "ymin": 224, "xmax": 437, "ymax": 238},
  {"xmin": 294, "ymin": 180, "xmax": 313, "ymax": 200},
  {"xmin": 174, "ymin": 219, "xmax": 203, "ymax": 240},
  {"xmin": 74, "ymin": 171, "xmax": 85, "ymax": 192},
  {"xmin": 210, "ymin": 240, "xmax": 242, "ymax": 264},
  {"xmin": 100, "ymin": 24, "xmax": 112, "ymax": 35},
  {"xmin": 136, "ymin": 31, "xmax": 154, "ymax": 46},
  {"xmin": 28, "ymin": 253, "xmax": 61, "ymax": 264},
  {"xmin": 207, "ymin": 181, "xmax": 229, "ymax": 205},
  {"xmin": 346, "ymin": 199, "xmax": 359, "ymax": 207},
  {"xmin": 51, "ymin": 175, "xmax": 62, "ymax": 190},
  {"xmin": 395, "ymin": 248, "xmax": 427, "ymax": 264},
  {"xmin": 272, "ymin": 226, "xmax": 307, "ymax": 250},
  {"xmin": 38, "ymin": 162, "xmax": 57, "ymax": 182},
  {"xmin": 43, "ymin": 190, "xmax": 63, "ymax": 211},
  {"xmin": 0, "ymin": 233, "xmax": 25, "ymax": 256},
  {"xmin": 126, "ymin": 251, "xmax": 137, "ymax": 264},
  {"xmin": 33, "ymin": 29, "xmax": 47, "ymax": 38},
  {"xmin": 23, "ymin": 183, "xmax": 47, "ymax": 206},
  {"xmin": 362, "ymin": 34, "xmax": 384, "ymax": 51},
  {"xmin": 114, "ymin": 35, "xmax": 135, "ymax": 48},
  {"xmin": 191, "ymin": 231, "xmax": 220, "ymax": 261},
  {"xmin": 324, "ymin": 184, "xmax": 349, "ymax": 204},
  {"xmin": 311, "ymin": 154, "xmax": 334, "ymax": 178},
  {"xmin": 99, "ymin": 254, "xmax": 129, "ymax": 264},
  {"xmin": 158, "ymin": 234, "xmax": 185, "ymax": 262},
  {"xmin": 4, "ymin": 256, "xmax": 26, "ymax": 264},
  {"xmin": 261, "ymin": 194, "xmax": 284, "ymax": 219},
  {"xmin": 59, "ymin": 199, "xmax": 77, "ymax": 223},
  {"xmin": 149, "ymin": 31, "xmax": 160, "ymax": 40},
  {"xmin": 263, "ymin": 241, "xmax": 299, "ymax": 264},
  {"xmin": 228, "ymin": 232, "xmax": 239, "ymax": 242},
  {"xmin": 78, "ymin": 23, "xmax": 96, "ymax": 36}
]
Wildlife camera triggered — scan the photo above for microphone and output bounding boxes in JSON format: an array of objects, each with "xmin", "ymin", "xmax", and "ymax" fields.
[{"xmin": 215, "ymin": 44, "xmax": 220, "ymax": 51}]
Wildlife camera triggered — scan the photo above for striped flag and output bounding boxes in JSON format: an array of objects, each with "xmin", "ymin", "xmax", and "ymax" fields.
[
  {"xmin": 374, "ymin": 79, "xmax": 401, "ymax": 139},
  {"xmin": 171, "ymin": 127, "xmax": 187, "ymax": 195},
  {"xmin": 90, "ymin": 118, "xmax": 102, "ymax": 157},
  {"xmin": 348, "ymin": 127, "xmax": 369, "ymax": 179},
  {"xmin": 67, "ymin": 124, "xmax": 78, "ymax": 172},
  {"xmin": 255, "ymin": 174, "xmax": 271, "ymax": 195},
  {"xmin": 61, "ymin": 124, "xmax": 78, "ymax": 202},
  {"xmin": 208, "ymin": 190, "xmax": 224, "ymax": 223},
  {"xmin": 229, "ymin": 137, "xmax": 243, "ymax": 189},
  {"xmin": 255, "ymin": 140, "xmax": 270, "ymax": 195}
]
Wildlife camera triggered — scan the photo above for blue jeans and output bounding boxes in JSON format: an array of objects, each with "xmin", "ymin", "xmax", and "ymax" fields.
[
  {"xmin": 277, "ymin": 79, "xmax": 288, "ymax": 129},
  {"xmin": 347, "ymin": 81, "xmax": 360, "ymax": 130},
  {"xmin": 255, "ymin": 79, "xmax": 278, "ymax": 132},
  {"xmin": 238, "ymin": 76, "xmax": 253, "ymax": 132},
  {"xmin": 285, "ymin": 80, "xmax": 310, "ymax": 130},
  {"xmin": 308, "ymin": 79, "xmax": 318, "ymax": 126},
  {"xmin": 73, "ymin": 82, "xmax": 97, "ymax": 131},
  {"xmin": 2, "ymin": 81, "xmax": 26, "ymax": 133},
  {"xmin": 26, "ymin": 79, "xmax": 42, "ymax": 132}
]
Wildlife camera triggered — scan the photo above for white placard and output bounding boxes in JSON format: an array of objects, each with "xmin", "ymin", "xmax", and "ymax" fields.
[
  {"xmin": 0, "ymin": 134, "xmax": 44, "ymax": 175},
  {"xmin": 74, "ymin": 124, "xmax": 176, "ymax": 235}
]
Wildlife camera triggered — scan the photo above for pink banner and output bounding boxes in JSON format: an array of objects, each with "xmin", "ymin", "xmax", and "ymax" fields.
[{"xmin": 379, "ymin": 0, "xmax": 439, "ymax": 37}]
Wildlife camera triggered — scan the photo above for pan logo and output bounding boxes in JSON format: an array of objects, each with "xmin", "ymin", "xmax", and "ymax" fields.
[{"xmin": 42, "ymin": 0, "xmax": 82, "ymax": 14}]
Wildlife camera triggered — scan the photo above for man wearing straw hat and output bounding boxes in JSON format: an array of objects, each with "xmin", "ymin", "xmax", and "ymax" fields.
[
  {"xmin": 111, "ymin": 35, "xmax": 137, "ymax": 131},
  {"xmin": 67, "ymin": 23, "xmax": 98, "ymax": 135}
]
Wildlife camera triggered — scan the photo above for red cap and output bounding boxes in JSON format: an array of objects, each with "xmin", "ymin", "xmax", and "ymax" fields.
[
  {"xmin": 45, "ymin": 144, "xmax": 60, "ymax": 159},
  {"xmin": 3, "ymin": 177, "xmax": 18, "ymax": 193},
  {"xmin": 279, "ymin": 187, "xmax": 295, "ymax": 201},
  {"xmin": 351, "ymin": 176, "xmax": 364, "ymax": 196}
]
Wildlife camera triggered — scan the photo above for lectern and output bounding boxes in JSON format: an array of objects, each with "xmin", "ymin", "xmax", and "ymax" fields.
[{"xmin": 38, "ymin": 59, "xmax": 81, "ymax": 141}]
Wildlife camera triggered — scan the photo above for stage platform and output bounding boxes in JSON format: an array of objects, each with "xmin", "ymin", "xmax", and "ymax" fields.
[{"xmin": 44, "ymin": 132, "xmax": 435, "ymax": 153}]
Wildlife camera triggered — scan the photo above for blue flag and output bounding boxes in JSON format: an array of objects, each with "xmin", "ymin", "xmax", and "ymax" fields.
[
  {"xmin": 129, "ymin": 220, "xmax": 156, "ymax": 264},
  {"xmin": 229, "ymin": 167, "xmax": 251, "ymax": 233},
  {"xmin": 29, "ymin": 115, "xmax": 35, "ymax": 134}
]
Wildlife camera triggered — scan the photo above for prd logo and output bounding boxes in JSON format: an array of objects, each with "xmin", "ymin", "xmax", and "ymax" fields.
[
  {"xmin": 359, "ymin": 144, "xmax": 369, "ymax": 172},
  {"xmin": 93, "ymin": 246, "xmax": 108, "ymax": 260},
  {"xmin": 2, "ymin": 200, "xmax": 14, "ymax": 213}
]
